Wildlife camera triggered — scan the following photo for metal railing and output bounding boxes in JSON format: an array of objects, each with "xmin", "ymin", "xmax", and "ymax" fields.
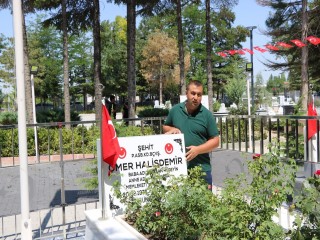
[
  {"xmin": 0, "ymin": 201, "xmax": 98, "ymax": 240},
  {"xmin": 216, "ymin": 114, "xmax": 318, "ymax": 163}
]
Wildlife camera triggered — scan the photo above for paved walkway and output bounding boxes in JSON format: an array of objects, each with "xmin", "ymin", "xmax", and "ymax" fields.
[{"xmin": 0, "ymin": 158, "xmax": 98, "ymax": 217}]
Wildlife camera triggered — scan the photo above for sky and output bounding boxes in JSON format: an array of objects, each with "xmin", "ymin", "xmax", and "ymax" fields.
[{"xmin": 0, "ymin": 1, "xmax": 281, "ymax": 85}]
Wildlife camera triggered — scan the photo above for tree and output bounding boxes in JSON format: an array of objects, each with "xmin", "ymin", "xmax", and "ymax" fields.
[
  {"xmin": 62, "ymin": 0, "xmax": 71, "ymax": 126},
  {"xmin": 100, "ymin": 18, "xmax": 128, "ymax": 99},
  {"xmin": 224, "ymin": 61, "xmax": 246, "ymax": 106},
  {"xmin": 205, "ymin": 0, "xmax": 239, "ymax": 112},
  {"xmin": 36, "ymin": 0, "xmax": 103, "ymax": 119},
  {"xmin": 256, "ymin": 0, "xmax": 314, "ymax": 111},
  {"xmin": 0, "ymin": 0, "xmax": 36, "ymax": 123},
  {"xmin": 68, "ymin": 32, "xmax": 94, "ymax": 110},
  {"xmin": 140, "ymin": 31, "xmax": 179, "ymax": 104},
  {"xmin": 255, "ymin": 72, "xmax": 272, "ymax": 109},
  {"xmin": 27, "ymin": 15, "xmax": 63, "ymax": 105},
  {"xmin": 93, "ymin": 0, "xmax": 102, "ymax": 120},
  {"xmin": 205, "ymin": 0, "xmax": 213, "ymax": 112},
  {"xmin": 0, "ymin": 35, "xmax": 15, "ymax": 96},
  {"xmin": 266, "ymin": 73, "xmax": 286, "ymax": 96}
]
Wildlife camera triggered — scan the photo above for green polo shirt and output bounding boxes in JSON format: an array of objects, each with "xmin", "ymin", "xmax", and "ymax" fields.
[{"xmin": 164, "ymin": 102, "xmax": 219, "ymax": 171}]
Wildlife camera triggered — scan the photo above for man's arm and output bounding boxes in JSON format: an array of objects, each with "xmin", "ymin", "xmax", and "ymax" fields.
[
  {"xmin": 185, "ymin": 136, "xmax": 220, "ymax": 161},
  {"xmin": 163, "ymin": 125, "xmax": 181, "ymax": 134}
]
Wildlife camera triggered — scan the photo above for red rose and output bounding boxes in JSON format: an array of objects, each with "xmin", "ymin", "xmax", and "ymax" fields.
[
  {"xmin": 155, "ymin": 211, "xmax": 161, "ymax": 217},
  {"xmin": 253, "ymin": 154, "xmax": 261, "ymax": 160},
  {"xmin": 314, "ymin": 170, "xmax": 320, "ymax": 176}
]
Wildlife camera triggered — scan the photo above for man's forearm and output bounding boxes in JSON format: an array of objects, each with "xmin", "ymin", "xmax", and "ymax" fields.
[
  {"xmin": 194, "ymin": 136, "xmax": 220, "ymax": 154},
  {"xmin": 163, "ymin": 125, "xmax": 181, "ymax": 134}
]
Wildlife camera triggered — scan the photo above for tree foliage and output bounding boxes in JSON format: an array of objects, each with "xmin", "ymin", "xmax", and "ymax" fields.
[
  {"xmin": 140, "ymin": 30, "xmax": 179, "ymax": 103},
  {"xmin": 224, "ymin": 61, "xmax": 247, "ymax": 106},
  {"xmin": 256, "ymin": 0, "xmax": 319, "ymax": 110}
]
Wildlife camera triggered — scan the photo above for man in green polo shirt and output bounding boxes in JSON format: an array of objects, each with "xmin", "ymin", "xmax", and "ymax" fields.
[{"xmin": 163, "ymin": 80, "xmax": 220, "ymax": 188}]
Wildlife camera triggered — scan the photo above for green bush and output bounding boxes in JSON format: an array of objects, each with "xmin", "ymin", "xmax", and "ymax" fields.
[
  {"xmin": 228, "ymin": 105, "xmax": 248, "ymax": 115},
  {"xmin": 113, "ymin": 144, "xmax": 297, "ymax": 239},
  {"xmin": 0, "ymin": 121, "xmax": 156, "ymax": 158},
  {"xmin": 116, "ymin": 123, "xmax": 155, "ymax": 137},
  {"xmin": 36, "ymin": 108, "xmax": 80, "ymax": 123},
  {"xmin": 138, "ymin": 108, "xmax": 169, "ymax": 118},
  {"xmin": 0, "ymin": 112, "xmax": 18, "ymax": 125},
  {"xmin": 292, "ymin": 171, "xmax": 320, "ymax": 239},
  {"xmin": 213, "ymin": 101, "xmax": 221, "ymax": 112}
]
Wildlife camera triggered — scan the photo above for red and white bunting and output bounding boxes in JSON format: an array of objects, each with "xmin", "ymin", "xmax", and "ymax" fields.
[{"xmin": 215, "ymin": 35, "xmax": 319, "ymax": 58}]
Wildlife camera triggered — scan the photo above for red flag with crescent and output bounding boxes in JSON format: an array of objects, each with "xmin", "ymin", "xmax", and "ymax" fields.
[
  {"xmin": 276, "ymin": 42, "xmax": 293, "ymax": 48},
  {"xmin": 253, "ymin": 46, "xmax": 267, "ymax": 53},
  {"xmin": 101, "ymin": 104, "xmax": 121, "ymax": 170},
  {"xmin": 265, "ymin": 44, "xmax": 280, "ymax": 51},
  {"xmin": 243, "ymin": 48, "xmax": 254, "ymax": 54},
  {"xmin": 290, "ymin": 39, "xmax": 306, "ymax": 47},
  {"xmin": 307, "ymin": 101, "xmax": 318, "ymax": 140},
  {"xmin": 306, "ymin": 36, "xmax": 320, "ymax": 45}
]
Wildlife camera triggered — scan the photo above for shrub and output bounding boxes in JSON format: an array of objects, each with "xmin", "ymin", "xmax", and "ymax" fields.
[
  {"xmin": 138, "ymin": 108, "xmax": 169, "ymax": 118},
  {"xmin": 213, "ymin": 101, "xmax": 221, "ymax": 112},
  {"xmin": 0, "ymin": 112, "xmax": 18, "ymax": 125},
  {"xmin": 113, "ymin": 143, "xmax": 297, "ymax": 239},
  {"xmin": 36, "ymin": 108, "xmax": 80, "ymax": 123},
  {"xmin": 291, "ymin": 170, "xmax": 320, "ymax": 239}
]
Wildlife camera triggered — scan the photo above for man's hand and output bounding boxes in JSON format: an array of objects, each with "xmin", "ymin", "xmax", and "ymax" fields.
[
  {"xmin": 164, "ymin": 127, "xmax": 181, "ymax": 134},
  {"xmin": 185, "ymin": 146, "xmax": 199, "ymax": 161}
]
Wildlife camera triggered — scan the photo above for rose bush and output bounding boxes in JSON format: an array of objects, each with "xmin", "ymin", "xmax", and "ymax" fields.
[{"xmin": 113, "ymin": 143, "xmax": 298, "ymax": 239}]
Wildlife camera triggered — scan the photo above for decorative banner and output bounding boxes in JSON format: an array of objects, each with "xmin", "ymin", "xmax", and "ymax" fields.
[
  {"xmin": 254, "ymin": 46, "xmax": 267, "ymax": 53},
  {"xmin": 290, "ymin": 39, "xmax": 306, "ymax": 47},
  {"xmin": 276, "ymin": 42, "xmax": 293, "ymax": 48},
  {"xmin": 306, "ymin": 36, "xmax": 320, "ymax": 45},
  {"xmin": 105, "ymin": 134, "xmax": 187, "ymax": 215},
  {"xmin": 243, "ymin": 48, "xmax": 253, "ymax": 54},
  {"xmin": 265, "ymin": 44, "xmax": 279, "ymax": 51},
  {"xmin": 215, "ymin": 35, "xmax": 319, "ymax": 57}
]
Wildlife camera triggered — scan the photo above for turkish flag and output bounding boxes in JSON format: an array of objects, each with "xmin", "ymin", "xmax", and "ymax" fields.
[
  {"xmin": 217, "ymin": 52, "xmax": 227, "ymax": 58},
  {"xmin": 243, "ymin": 48, "xmax": 254, "ymax": 54},
  {"xmin": 227, "ymin": 50, "xmax": 237, "ymax": 55},
  {"xmin": 236, "ymin": 49, "xmax": 246, "ymax": 55},
  {"xmin": 308, "ymin": 102, "xmax": 318, "ymax": 140},
  {"xmin": 290, "ymin": 39, "xmax": 306, "ymax": 47},
  {"xmin": 101, "ymin": 104, "xmax": 120, "ymax": 170},
  {"xmin": 253, "ymin": 46, "xmax": 267, "ymax": 53},
  {"xmin": 306, "ymin": 36, "xmax": 320, "ymax": 45},
  {"xmin": 265, "ymin": 44, "xmax": 280, "ymax": 51},
  {"xmin": 276, "ymin": 42, "xmax": 293, "ymax": 48}
]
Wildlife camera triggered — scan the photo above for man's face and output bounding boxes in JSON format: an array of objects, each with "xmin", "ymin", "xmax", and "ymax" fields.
[{"xmin": 186, "ymin": 83, "xmax": 203, "ymax": 110}]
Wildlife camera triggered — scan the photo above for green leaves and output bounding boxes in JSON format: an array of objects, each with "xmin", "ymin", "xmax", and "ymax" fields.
[{"xmin": 113, "ymin": 142, "xmax": 299, "ymax": 239}]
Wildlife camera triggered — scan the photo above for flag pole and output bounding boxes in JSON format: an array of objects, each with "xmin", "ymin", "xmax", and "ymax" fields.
[
  {"xmin": 12, "ymin": 0, "xmax": 32, "ymax": 238},
  {"xmin": 100, "ymin": 101, "xmax": 112, "ymax": 219},
  {"xmin": 100, "ymin": 104, "xmax": 106, "ymax": 220}
]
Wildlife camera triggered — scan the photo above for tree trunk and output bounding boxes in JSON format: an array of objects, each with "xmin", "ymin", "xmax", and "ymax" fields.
[
  {"xmin": 301, "ymin": 0, "xmax": 309, "ymax": 112},
  {"xmin": 160, "ymin": 63, "xmax": 163, "ymax": 104},
  {"xmin": 62, "ymin": 0, "xmax": 71, "ymax": 128},
  {"xmin": 93, "ymin": 0, "xmax": 102, "ymax": 120},
  {"xmin": 176, "ymin": 0, "xmax": 185, "ymax": 95},
  {"xmin": 22, "ymin": 6, "xmax": 33, "ymax": 124},
  {"xmin": 127, "ymin": 0, "xmax": 136, "ymax": 120},
  {"xmin": 205, "ymin": 0, "xmax": 213, "ymax": 113}
]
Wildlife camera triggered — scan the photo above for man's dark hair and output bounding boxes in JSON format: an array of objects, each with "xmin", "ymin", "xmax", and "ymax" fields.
[
  {"xmin": 187, "ymin": 80, "xmax": 203, "ymax": 90},
  {"xmin": 110, "ymin": 95, "xmax": 115, "ymax": 101}
]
